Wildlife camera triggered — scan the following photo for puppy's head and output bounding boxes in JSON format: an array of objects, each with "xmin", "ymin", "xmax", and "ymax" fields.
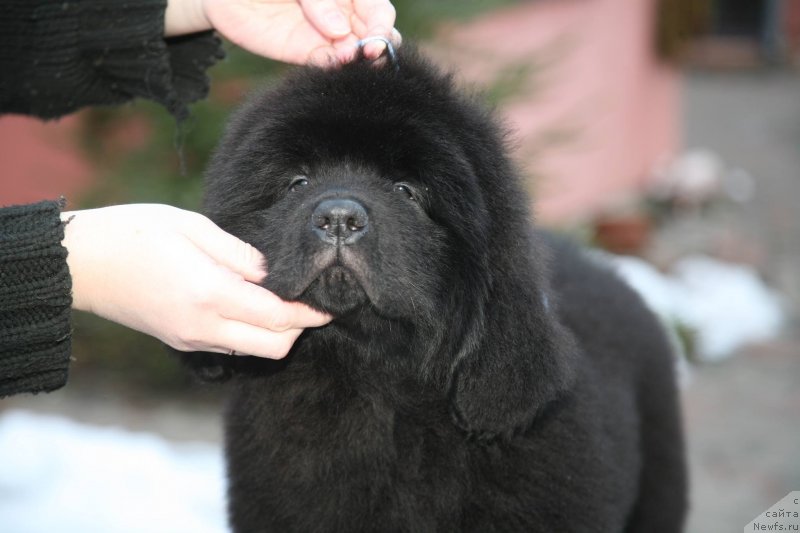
[
  {"xmin": 204, "ymin": 48, "xmax": 498, "ymax": 326},
  {"xmin": 186, "ymin": 48, "xmax": 574, "ymax": 438}
]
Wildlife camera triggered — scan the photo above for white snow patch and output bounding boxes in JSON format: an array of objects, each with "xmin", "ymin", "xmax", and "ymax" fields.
[
  {"xmin": 0, "ymin": 410, "xmax": 227, "ymax": 533},
  {"xmin": 606, "ymin": 254, "xmax": 785, "ymax": 362}
]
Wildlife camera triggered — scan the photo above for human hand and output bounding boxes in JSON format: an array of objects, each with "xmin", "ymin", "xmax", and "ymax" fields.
[
  {"xmin": 61, "ymin": 204, "xmax": 331, "ymax": 358},
  {"xmin": 164, "ymin": 0, "xmax": 400, "ymax": 65}
]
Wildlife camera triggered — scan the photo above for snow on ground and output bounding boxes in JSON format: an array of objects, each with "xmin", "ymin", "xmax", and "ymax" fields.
[
  {"xmin": 604, "ymin": 253, "xmax": 785, "ymax": 362},
  {"xmin": 0, "ymin": 410, "xmax": 227, "ymax": 533}
]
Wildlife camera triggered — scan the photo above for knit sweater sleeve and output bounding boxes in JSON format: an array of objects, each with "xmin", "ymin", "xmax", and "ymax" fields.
[
  {"xmin": 0, "ymin": 200, "xmax": 72, "ymax": 398},
  {"xmin": 0, "ymin": 2, "xmax": 226, "ymax": 396},
  {"xmin": 0, "ymin": 0, "xmax": 225, "ymax": 120}
]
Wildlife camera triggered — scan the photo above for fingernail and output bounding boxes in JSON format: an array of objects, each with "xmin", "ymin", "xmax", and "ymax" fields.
[{"xmin": 325, "ymin": 11, "xmax": 350, "ymax": 36}]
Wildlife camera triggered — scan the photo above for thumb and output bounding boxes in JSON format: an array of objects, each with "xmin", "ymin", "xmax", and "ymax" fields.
[
  {"xmin": 299, "ymin": 0, "xmax": 351, "ymax": 39},
  {"xmin": 184, "ymin": 215, "xmax": 266, "ymax": 283}
]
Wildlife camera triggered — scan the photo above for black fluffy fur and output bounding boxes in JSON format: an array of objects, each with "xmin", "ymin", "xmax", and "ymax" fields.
[{"xmin": 180, "ymin": 47, "xmax": 687, "ymax": 532}]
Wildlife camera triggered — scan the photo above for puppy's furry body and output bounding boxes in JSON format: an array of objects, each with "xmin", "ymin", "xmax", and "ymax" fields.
[{"xmin": 185, "ymin": 48, "xmax": 687, "ymax": 532}]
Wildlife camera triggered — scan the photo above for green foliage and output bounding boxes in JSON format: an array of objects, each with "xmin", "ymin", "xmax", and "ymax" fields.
[
  {"xmin": 71, "ymin": 313, "xmax": 185, "ymax": 391},
  {"xmin": 79, "ymin": 45, "xmax": 288, "ymax": 211},
  {"xmin": 393, "ymin": 0, "xmax": 521, "ymax": 36},
  {"xmin": 673, "ymin": 320, "xmax": 699, "ymax": 363},
  {"xmin": 482, "ymin": 61, "xmax": 540, "ymax": 107}
]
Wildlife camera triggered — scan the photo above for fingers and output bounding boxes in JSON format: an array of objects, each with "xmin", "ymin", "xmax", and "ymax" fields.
[
  {"xmin": 175, "ymin": 211, "xmax": 331, "ymax": 360},
  {"xmin": 219, "ymin": 278, "xmax": 332, "ymax": 331},
  {"xmin": 176, "ymin": 280, "xmax": 331, "ymax": 359},
  {"xmin": 212, "ymin": 320, "xmax": 305, "ymax": 359},
  {"xmin": 298, "ymin": 0, "xmax": 400, "ymax": 64},
  {"xmin": 211, "ymin": 282, "xmax": 331, "ymax": 359},
  {"xmin": 182, "ymin": 214, "xmax": 267, "ymax": 283},
  {"xmin": 355, "ymin": 0, "xmax": 396, "ymax": 36},
  {"xmin": 299, "ymin": 0, "xmax": 352, "ymax": 39},
  {"xmin": 353, "ymin": 0, "xmax": 397, "ymax": 58}
]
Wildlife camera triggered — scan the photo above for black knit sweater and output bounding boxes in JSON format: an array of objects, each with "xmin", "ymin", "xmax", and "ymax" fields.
[{"xmin": 0, "ymin": 0, "xmax": 224, "ymax": 397}]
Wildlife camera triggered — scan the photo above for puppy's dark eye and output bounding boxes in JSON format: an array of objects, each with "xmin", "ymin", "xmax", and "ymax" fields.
[
  {"xmin": 289, "ymin": 176, "xmax": 309, "ymax": 192},
  {"xmin": 393, "ymin": 183, "xmax": 416, "ymax": 201}
]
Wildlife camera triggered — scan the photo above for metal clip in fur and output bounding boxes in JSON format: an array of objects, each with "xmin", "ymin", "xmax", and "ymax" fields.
[{"xmin": 355, "ymin": 36, "xmax": 399, "ymax": 70}]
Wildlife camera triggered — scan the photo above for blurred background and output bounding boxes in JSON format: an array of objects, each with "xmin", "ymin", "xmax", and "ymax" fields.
[{"xmin": 1, "ymin": 0, "xmax": 798, "ymax": 531}]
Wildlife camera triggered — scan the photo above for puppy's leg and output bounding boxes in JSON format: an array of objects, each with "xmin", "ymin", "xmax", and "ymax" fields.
[{"xmin": 624, "ymin": 359, "xmax": 688, "ymax": 533}]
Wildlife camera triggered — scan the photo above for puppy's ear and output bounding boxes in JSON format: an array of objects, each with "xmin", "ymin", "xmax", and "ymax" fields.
[
  {"xmin": 449, "ymin": 289, "xmax": 576, "ymax": 440},
  {"xmin": 172, "ymin": 348, "xmax": 236, "ymax": 383}
]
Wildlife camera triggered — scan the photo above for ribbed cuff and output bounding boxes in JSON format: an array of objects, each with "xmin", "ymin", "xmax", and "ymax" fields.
[
  {"xmin": 0, "ymin": 200, "xmax": 72, "ymax": 397},
  {"xmin": 0, "ymin": 0, "xmax": 224, "ymax": 120}
]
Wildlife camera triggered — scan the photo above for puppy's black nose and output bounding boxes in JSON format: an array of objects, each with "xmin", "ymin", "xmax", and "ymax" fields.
[{"xmin": 311, "ymin": 198, "xmax": 368, "ymax": 244}]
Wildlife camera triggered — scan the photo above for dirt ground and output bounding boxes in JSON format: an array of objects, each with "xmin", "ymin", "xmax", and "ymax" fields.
[{"xmin": 677, "ymin": 67, "xmax": 800, "ymax": 533}]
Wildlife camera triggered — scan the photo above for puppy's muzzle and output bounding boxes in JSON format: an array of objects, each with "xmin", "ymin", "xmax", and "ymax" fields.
[{"xmin": 311, "ymin": 198, "xmax": 369, "ymax": 245}]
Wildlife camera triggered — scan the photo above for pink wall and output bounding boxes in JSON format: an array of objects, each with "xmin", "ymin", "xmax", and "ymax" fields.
[
  {"xmin": 428, "ymin": 0, "xmax": 682, "ymax": 225},
  {"xmin": 0, "ymin": 115, "xmax": 92, "ymax": 208}
]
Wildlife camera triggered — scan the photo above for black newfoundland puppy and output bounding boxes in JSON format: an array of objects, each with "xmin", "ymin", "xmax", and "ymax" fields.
[{"xmin": 183, "ymin": 47, "xmax": 687, "ymax": 532}]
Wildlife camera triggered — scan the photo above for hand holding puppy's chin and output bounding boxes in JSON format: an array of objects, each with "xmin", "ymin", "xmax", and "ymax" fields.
[{"xmin": 61, "ymin": 204, "xmax": 330, "ymax": 359}]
